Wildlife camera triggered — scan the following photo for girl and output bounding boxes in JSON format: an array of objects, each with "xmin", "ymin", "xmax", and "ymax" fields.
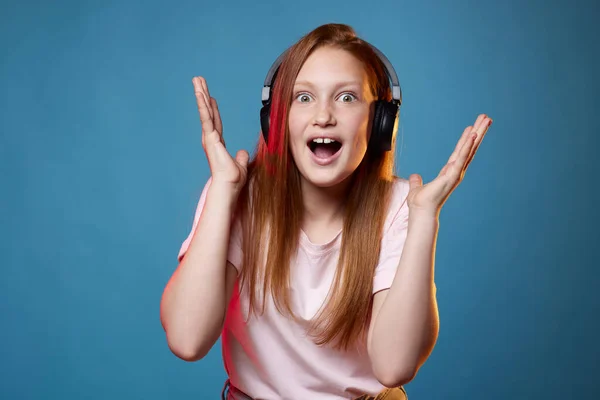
[{"xmin": 160, "ymin": 23, "xmax": 492, "ymax": 400}]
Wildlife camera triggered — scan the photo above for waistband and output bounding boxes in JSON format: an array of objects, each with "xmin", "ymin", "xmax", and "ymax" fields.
[
  {"xmin": 222, "ymin": 379, "xmax": 253, "ymax": 400},
  {"xmin": 221, "ymin": 380, "xmax": 407, "ymax": 400}
]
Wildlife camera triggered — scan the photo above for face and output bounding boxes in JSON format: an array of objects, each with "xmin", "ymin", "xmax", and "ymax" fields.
[{"xmin": 288, "ymin": 46, "xmax": 375, "ymax": 190}]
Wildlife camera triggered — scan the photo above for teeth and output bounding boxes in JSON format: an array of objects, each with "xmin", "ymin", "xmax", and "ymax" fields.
[{"xmin": 312, "ymin": 138, "xmax": 336, "ymax": 144}]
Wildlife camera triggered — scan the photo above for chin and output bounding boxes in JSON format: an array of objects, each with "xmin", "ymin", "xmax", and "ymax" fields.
[{"xmin": 298, "ymin": 166, "xmax": 355, "ymax": 189}]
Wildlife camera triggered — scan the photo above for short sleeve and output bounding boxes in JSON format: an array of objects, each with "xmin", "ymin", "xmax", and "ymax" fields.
[
  {"xmin": 177, "ymin": 177, "xmax": 244, "ymax": 272},
  {"xmin": 373, "ymin": 179, "xmax": 410, "ymax": 294}
]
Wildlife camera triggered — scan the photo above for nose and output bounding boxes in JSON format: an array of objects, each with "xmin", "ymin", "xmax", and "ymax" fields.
[{"xmin": 313, "ymin": 100, "xmax": 336, "ymax": 127}]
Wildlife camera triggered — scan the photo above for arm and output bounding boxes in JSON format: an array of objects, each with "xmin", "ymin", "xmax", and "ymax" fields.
[
  {"xmin": 160, "ymin": 76, "xmax": 250, "ymax": 361},
  {"xmin": 368, "ymin": 212, "xmax": 440, "ymax": 387},
  {"xmin": 160, "ymin": 183, "xmax": 239, "ymax": 361},
  {"xmin": 368, "ymin": 114, "xmax": 492, "ymax": 386}
]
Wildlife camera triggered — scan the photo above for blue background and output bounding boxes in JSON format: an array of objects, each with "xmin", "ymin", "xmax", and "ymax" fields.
[{"xmin": 1, "ymin": 0, "xmax": 598, "ymax": 398}]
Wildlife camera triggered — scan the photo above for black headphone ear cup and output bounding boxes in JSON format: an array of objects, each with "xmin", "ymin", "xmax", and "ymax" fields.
[
  {"xmin": 260, "ymin": 104, "xmax": 271, "ymax": 143},
  {"xmin": 371, "ymin": 100, "xmax": 399, "ymax": 152},
  {"xmin": 370, "ymin": 100, "xmax": 385, "ymax": 150}
]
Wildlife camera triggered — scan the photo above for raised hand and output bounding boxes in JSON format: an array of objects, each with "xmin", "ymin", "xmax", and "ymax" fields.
[
  {"xmin": 192, "ymin": 76, "xmax": 249, "ymax": 193},
  {"xmin": 406, "ymin": 114, "xmax": 493, "ymax": 217}
]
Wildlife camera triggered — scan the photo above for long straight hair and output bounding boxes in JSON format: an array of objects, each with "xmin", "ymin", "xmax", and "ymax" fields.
[{"xmin": 235, "ymin": 23, "xmax": 399, "ymax": 351}]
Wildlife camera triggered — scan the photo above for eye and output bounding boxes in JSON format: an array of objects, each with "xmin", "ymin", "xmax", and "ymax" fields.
[
  {"xmin": 338, "ymin": 93, "xmax": 357, "ymax": 103},
  {"xmin": 295, "ymin": 93, "xmax": 313, "ymax": 103}
]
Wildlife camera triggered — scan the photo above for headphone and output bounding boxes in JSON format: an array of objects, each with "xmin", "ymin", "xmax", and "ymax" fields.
[{"xmin": 260, "ymin": 44, "xmax": 403, "ymax": 152}]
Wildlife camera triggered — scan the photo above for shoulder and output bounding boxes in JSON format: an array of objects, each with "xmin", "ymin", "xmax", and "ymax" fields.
[
  {"xmin": 390, "ymin": 176, "xmax": 410, "ymax": 203},
  {"xmin": 383, "ymin": 176, "xmax": 410, "ymax": 228}
]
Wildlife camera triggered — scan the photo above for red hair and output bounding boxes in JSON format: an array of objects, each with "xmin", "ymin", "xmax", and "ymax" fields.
[{"xmin": 236, "ymin": 23, "xmax": 399, "ymax": 351}]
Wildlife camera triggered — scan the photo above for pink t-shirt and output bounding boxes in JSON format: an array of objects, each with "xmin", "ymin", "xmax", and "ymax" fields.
[{"xmin": 177, "ymin": 177, "xmax": 410, "ymax": 399}]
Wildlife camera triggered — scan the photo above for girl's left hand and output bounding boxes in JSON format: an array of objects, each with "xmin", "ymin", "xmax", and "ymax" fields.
[{"xmin": 407, "ymin": 114, "xmax": 493, "ymax": 217}]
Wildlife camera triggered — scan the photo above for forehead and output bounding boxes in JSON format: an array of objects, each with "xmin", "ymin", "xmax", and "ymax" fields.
[{"xmin": 294, "ymin": 46, "xmax": 368, "ymax": 86}]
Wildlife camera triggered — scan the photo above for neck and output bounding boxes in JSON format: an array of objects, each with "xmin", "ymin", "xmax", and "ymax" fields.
[{"xmin": 300, "ymin": 176, "xmax": 352, "ymax": 227}]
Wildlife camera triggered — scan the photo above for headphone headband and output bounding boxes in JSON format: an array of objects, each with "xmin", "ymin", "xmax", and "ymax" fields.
[{"xmin": 261, "ymin": 43, "xmax": 402, "ymax": 106}]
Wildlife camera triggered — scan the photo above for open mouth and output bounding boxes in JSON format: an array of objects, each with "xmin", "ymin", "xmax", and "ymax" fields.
[{"xmin": 307, "ymin": 138, "xmax": 343, "ymax": 159}]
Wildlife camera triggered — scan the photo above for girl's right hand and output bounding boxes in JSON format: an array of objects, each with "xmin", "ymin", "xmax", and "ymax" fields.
[{"xmin": 192, "ymin": 76, "xmax": 249, "ymax": 194}]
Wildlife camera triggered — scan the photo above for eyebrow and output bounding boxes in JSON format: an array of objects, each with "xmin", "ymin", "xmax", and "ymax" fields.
[{"xmin": 293, "ymin": 80, "xmax": 363, "ymax": 89}]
